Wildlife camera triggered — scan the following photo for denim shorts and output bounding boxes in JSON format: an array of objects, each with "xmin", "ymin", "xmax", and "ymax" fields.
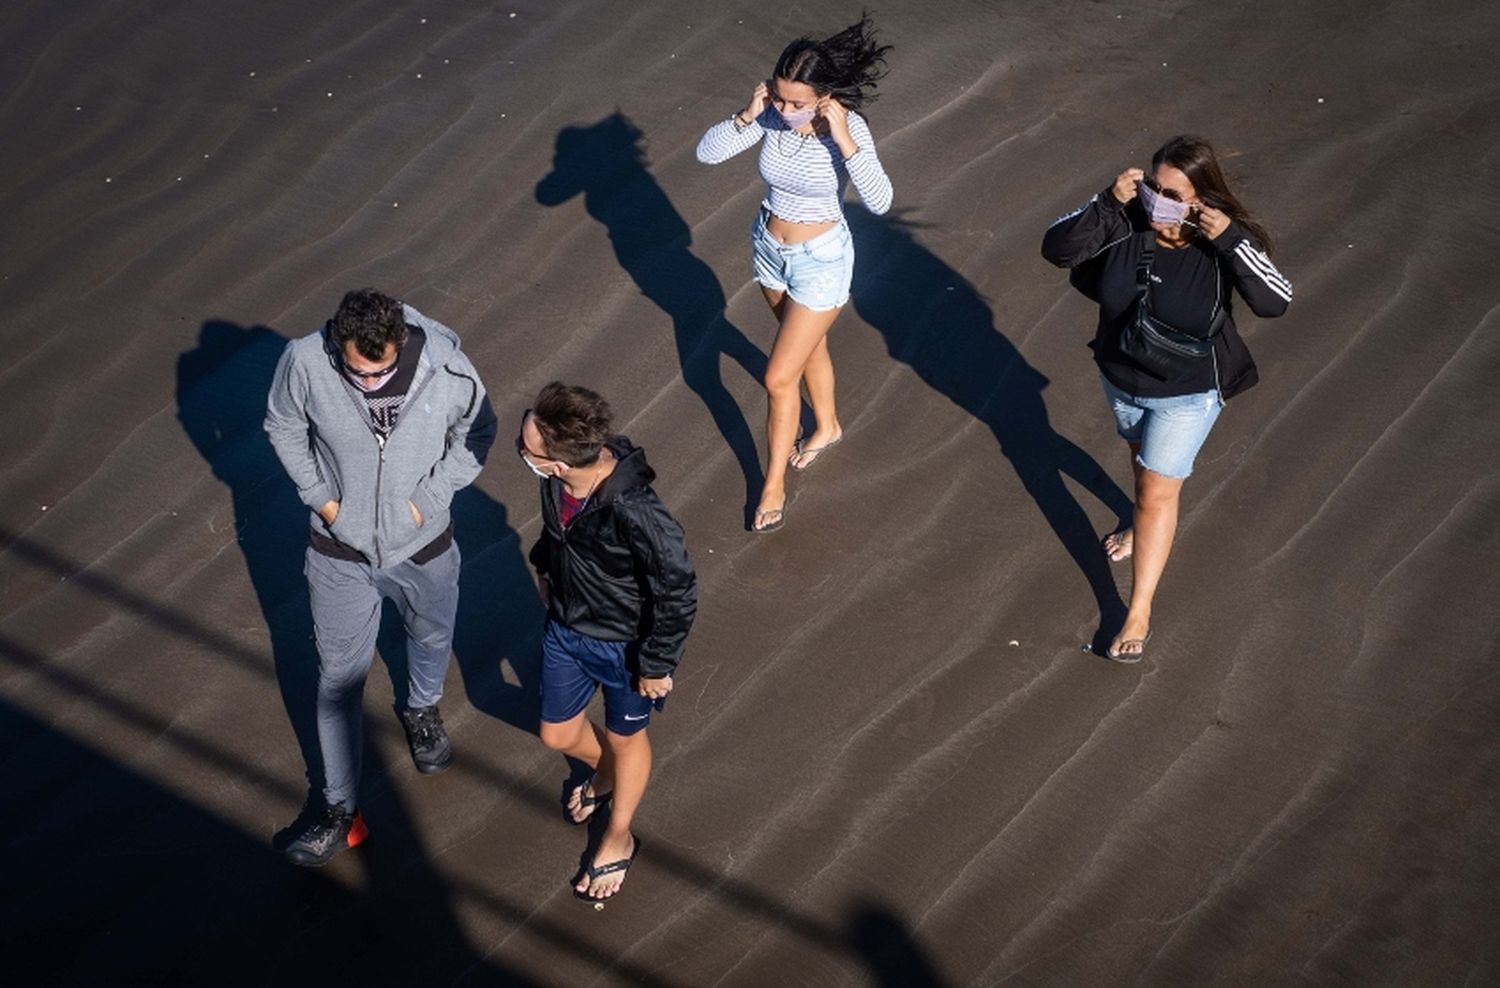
[
  {"xmin": 540, "ymin": 619, "xmax": 653, "ymax": 736},
  {"xmin": 1100, "ymin": 374, "xmax": 1224, "ymax": 480},
  {"xmin": 751, "ymin": 207, "xmax": 854, "ymax": 311}
]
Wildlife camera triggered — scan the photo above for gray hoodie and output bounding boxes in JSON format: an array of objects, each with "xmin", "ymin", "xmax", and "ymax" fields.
[{"xmin": 265, "ymin": 304, "xmax": 497, "ymax": 568}]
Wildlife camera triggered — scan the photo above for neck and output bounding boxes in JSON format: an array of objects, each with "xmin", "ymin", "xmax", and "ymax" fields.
[{"xmin": 563, "ymin": 448, "xmax": 614, "ymax": 499}]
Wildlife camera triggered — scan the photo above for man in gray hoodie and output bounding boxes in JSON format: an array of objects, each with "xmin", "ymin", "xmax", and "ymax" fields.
[{"xmin": 265, "ymin": 288, "xmax": 497, "ymax": 866}]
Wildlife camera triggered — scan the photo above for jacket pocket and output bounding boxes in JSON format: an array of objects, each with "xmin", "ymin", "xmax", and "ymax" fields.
[{"xmin": 379, "ymin": 488, "xmax": 424, "ymax": 549}]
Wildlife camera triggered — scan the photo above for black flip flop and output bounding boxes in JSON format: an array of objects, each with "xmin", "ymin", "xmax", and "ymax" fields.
[
  {"xmin": 574, "ymin": 835, "xmax": 642, "ymax": 904},
  {"xmin": 566, "ymin": 775, "xmax": 612, "ymax": 825}
]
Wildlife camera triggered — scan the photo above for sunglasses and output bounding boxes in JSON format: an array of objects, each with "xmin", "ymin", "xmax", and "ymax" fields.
[{"xmin": 1141, "ymin": 175, "xmax": 1184, "ymax": 202}]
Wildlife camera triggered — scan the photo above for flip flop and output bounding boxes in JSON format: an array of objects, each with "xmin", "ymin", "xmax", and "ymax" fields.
[
  {"xmin": 751, "ymin": 502, "xmax": 786, "ymax": 533},
  {"xmin": 574, "ymin": 835, "xmax": 641, "ymax": 904},
  {"xmin": 790, "ymin": 434, "xmax": 843, "ymax": 471},
  {"xmin": 1107, "ymin": 629, "xmax": 1153, "ymax": 663},
  {"xmin": 1102, "ymin": 529, "xmax": 1134, "ymax": 562},
  {"xmin": 566, "ymin": 775, "xmax": 612, "ymax": 825}
]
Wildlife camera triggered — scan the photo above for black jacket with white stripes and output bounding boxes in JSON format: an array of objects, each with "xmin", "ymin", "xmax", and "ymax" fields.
[{"xmin": 1042, "ymin": 186, "xmax": 1292, "ymax": 399}]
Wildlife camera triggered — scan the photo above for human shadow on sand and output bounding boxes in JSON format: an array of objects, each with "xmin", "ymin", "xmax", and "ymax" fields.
[
  {"xmin": 175, "ymin": 320, "xmax": 545, "ymax": 779},
  {"xmin": 536, "ymin": 112, "xmax": 771, "ymax": 524},
  {"xmin": 846, "ymin": 208, "xmax": 1133, "ymax": 651}
]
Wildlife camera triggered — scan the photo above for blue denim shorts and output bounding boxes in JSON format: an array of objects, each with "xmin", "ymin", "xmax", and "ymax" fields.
[
  {"xmin": 1100, "ymin": 374, "xmax": 1224, "ymax": 480},
  {"xmin": 540, "ymin": 619, "xmax": 653, "ymax": 736},
  {"xmin": 751, "ymin": 207, "xmax": 854, "ymax": 311}
]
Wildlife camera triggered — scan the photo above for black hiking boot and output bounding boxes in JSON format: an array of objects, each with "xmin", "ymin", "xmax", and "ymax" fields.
[
  {"xmin": 401, "ymin": 704, "xmax": 453, "ymax": 775},
  {"xmin": 284, "ymin": 804, "xmax": 367, "ymax": 867}
]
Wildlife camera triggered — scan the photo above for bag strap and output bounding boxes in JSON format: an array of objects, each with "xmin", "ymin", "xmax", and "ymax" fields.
[{"xmin": 1134, "ymin": 234, "xmax": 1155, "ymax": 304}]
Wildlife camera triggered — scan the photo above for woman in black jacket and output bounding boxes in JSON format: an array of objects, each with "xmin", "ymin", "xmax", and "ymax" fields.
[{"xmin": 1042, "ymin": 135, "xmax": 1291, "ymax": 661}]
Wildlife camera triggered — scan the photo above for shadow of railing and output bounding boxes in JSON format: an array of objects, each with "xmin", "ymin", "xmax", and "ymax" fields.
[{"xmin": 1, "ymin": 523, "xmax": 951, "ymax": 982}]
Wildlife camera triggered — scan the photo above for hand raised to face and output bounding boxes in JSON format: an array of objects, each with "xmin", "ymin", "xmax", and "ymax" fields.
[{"xmin": 1112, "ymin": 168, "xmax": 1146, "ymax": 204}]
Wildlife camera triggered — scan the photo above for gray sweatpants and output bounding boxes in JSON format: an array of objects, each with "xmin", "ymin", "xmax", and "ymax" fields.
[{"xmin": 304, "ymin": 542, "xmax": 461, "ymax": 810}]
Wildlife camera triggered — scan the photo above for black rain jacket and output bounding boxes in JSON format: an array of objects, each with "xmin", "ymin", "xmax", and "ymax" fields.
[{"xmin": 529, "ymin": 437, "xmax": 698, "ymax": 679}]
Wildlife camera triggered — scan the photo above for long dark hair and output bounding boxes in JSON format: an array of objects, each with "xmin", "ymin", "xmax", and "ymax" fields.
[
  {"xmin": 1152, "ymin": 135, "xmax": 1275, "ymax": 255},
  {"xmin": 773, "ymin": 13, "xmax": 891, "ymax": 110}
]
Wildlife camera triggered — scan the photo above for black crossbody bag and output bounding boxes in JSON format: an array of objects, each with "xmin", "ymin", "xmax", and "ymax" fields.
[{"xmin": 1118, "ymin": 238, "xmax": 1226, "ymax": 380}]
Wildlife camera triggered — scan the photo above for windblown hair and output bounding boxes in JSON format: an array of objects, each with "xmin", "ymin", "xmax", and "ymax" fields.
[
  {"xmin": 1152, "ymin": 135, "xmax": 1275, "ymax": 255},
  {"xmin": 773, "ymin": 13, "xmax": 891, "ymax": 109},
  {"xmin": 532, "ymin": 381, "xmax": 613, "ymax": 467},
  {"xmin": 331, "ymin": 288, "xmax": 408, "ymax": 360}
]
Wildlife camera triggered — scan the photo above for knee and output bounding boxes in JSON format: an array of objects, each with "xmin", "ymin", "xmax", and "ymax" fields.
[
  {"xmin": 763, "ymin": 364, "xmax": 801, "ymax": 396},
  {"xmin": 1134, "ymin": 475, "xmax": 1182, "ymax": 511},
  {"xmin": 540, "ymin": 719, "xmax": 585, "ymax": 752}
]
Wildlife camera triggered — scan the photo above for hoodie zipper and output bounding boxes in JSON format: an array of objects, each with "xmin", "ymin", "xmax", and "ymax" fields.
[{"xmin": 336, "ymin": 356, "xmax": 440, "ymax": 568}]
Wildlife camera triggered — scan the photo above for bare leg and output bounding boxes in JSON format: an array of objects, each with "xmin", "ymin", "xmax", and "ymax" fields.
[
  {"xmin": 1111, "ymin": 463, "xmax": 1184, "ymax": 657},
  {"xmin": 1104, "ymin": 443, "xmax": 1144, "ymax": 561},
  {"xmin": 792, "ymin": 335, "xmax": 842, "ymax": 468},
  {"xmin": 575, "ymin": 728, "xmax": 652, "ymax": 899},
  {"xmin": 540, "ymin": 714, "xmax": 614, "ymax": 822},
  {"xmin": 754, "ymin": 298, "xmax": 844, "ymax": 529}
]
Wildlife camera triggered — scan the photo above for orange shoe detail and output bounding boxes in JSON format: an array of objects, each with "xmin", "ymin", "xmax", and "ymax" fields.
[{"xmin": 346, "ymin": 812, "xmax": 369, "ymax": 847}]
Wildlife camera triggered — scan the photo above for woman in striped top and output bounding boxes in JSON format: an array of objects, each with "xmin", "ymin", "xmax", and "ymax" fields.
[{"xmin": 696, "ymin": 16, "xmax": 893, "ymax": 532}]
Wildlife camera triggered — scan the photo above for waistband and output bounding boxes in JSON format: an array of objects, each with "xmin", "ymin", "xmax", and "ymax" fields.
[
  {"xmin": 309, "ymin": 521, "xmax": 454, "ymax": 566},
  {"xmin": 756, "ymin": 206, "xmax": 849, "ymax": 252}
]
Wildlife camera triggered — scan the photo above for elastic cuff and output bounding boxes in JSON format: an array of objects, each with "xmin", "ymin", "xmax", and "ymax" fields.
[{"xmin": 1208, "ymin": 219, "xmax": 1245, "ymax": 252}]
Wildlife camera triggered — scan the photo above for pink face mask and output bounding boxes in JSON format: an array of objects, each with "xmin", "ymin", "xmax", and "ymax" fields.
[
  {"xmin": 778, "ymin": 104, "xmax": 817, "ymax": 128},
  {"xmin": 1138, "ymin": 180, "xmax": 1192, "ymax": 225}
]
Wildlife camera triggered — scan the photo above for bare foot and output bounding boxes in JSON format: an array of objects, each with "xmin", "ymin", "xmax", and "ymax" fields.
[
  {"xmin": 567, "ymin": 777, "xmax": 611, "ymax": 825},
  {"xmin": 1107, "ymin": 619, "xmax": 1153, "ymax": 662},
  {"xmin": 790, "ymin": 426, "xmax": 843, "ymax": 471},
  {"xmin": 575, "ymin": 832, "xmax": 638, "ymax": 900},
  {"xmin": 1103, "ymin": 528, "xmax": 1134, "ymax": 562},
  {"xmin": 752, "ymin": 489, "xmax": 786, "ymax": 532}
]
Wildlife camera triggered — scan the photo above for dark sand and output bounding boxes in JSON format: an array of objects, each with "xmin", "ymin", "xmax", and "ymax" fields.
[{"xmin": 3, "ymin": 1, "xmax": 1499, "ymax": 984}]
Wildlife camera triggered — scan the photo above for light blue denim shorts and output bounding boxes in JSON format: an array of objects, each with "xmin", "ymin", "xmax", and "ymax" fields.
[
  {"xmin": 1100, "ymin": 374, "xmax": 1224, "ymax": 480},
  {"xmin": 751, "ymin": 207, "xmax": 854, "ymax": 312}
]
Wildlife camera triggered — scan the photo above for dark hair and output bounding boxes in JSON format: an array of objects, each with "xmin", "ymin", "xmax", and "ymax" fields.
[
  {"xmin": 532, "ymin": 382, "xmax": 613, "ymax": 467},
  {"xmin": 1152, "ymin": 135, "xmax": 1275, "ymax": 255},
  {"xmin": 331, "ymin": 289, "xmax": 408, "ymax": 361},
  {"xmin": 773, "ymin": 13, "xmax": 891, "ymax": 109}
]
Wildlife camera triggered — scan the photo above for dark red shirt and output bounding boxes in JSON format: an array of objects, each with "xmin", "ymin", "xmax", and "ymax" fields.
[{"xmin": 560, "ymin": 488, "xmax": 586, "ymax": 527}]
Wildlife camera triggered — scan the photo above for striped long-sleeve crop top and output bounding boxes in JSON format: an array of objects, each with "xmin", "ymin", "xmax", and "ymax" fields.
[{"xmin": 695, "ymin": 107, "xmax": 893, "ymax": 221}]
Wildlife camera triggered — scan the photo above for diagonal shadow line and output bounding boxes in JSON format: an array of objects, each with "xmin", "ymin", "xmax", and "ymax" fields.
[
  {"xmin": 0, "ymin": 633, "xmax": 684, "ymax": 988},
  {"xmin": 0, "ymin": 628, "xmax": 829, "ymax": 986},
  {"xmin": 0, "ymin": 531, "xmax": 919, "ymax": 970}
]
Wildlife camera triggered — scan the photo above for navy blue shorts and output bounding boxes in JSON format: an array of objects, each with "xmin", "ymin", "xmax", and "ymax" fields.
[{"xmin": 539, "ymin": 620, "xmax": 654, "ymax": 736}]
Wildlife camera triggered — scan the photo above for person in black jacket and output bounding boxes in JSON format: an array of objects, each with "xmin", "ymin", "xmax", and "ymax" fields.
[
  {"xmin": 518, "ymin": 382, "xmax": 698, "ymax": 902},
  {"xmin": 1042, "ymin": 135, "xmax": 1291, "ymax": 661}
]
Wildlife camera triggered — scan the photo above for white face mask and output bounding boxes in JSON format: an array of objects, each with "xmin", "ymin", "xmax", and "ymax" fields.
[
  {"xmin": 1137, "ymin": 180, "xmax": 1193, "ymax": 225},
  {"xmin": 521, "ymin": 455, "xmax": 554, "ymax": 480},
  {"xmin": 778, "ymin": 104, "xmax": 817, "ymax": 128}
]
